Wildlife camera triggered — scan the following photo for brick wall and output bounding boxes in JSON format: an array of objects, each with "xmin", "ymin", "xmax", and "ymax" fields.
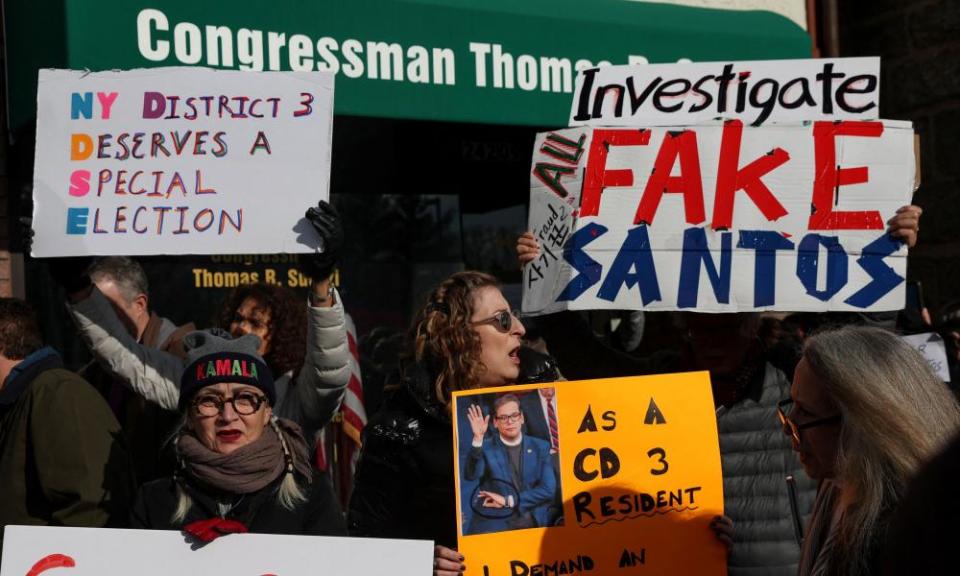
[{"xmin": 838, "ymin": 0, "xmax": 960, "ymax": 316}]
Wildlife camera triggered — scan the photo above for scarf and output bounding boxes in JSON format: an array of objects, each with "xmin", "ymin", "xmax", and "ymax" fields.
[
  {"xmin": 798, "ymin": 480, "xmax": 842, "ymax": 576},
  {"xmin": 177, "ymin": 417, "xmax": 312, "ymax": 495}
]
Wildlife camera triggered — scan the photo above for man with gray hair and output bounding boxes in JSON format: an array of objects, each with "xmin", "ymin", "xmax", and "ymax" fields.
[
  {"xmin": 87, "ymin": 257, "xmax": 153, "ymax": 343},
  {"xmin": 80, "ymin": 257, "xmax": 194, "ymax": 483}
]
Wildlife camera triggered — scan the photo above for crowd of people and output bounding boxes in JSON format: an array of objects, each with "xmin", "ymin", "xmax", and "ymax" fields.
[{"xmin": 2, "ymin": 199, "xmax": 959, "ymax": 576}]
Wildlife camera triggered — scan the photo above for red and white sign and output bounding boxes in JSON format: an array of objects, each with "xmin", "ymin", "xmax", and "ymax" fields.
[
  {"xmin": 0, "ymin": 526, "xmax": 431, "ymax": 576},
  {"xmin": 523, "ymin": 120, "xmax": 914, "ymax": 314}
]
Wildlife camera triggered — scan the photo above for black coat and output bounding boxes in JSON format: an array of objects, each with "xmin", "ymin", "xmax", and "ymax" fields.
[
  {"xmin": 348, "ymin": 350, "xmax": 560, "ymax": 548},
  {"xmin": 131, "ymin": 470, "xmax": 345, "ymax": 536},
  {"xmin": 347, "ymin": 363, "xmax": 457, "ymax": 547}
]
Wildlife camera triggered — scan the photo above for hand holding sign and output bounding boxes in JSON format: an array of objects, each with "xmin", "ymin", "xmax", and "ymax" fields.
[
  {"xmin": 303, "ymin": 199, "xmax": 344, "ymax": 279},
  {"xmin": 710, "ymin": 515, "xmax": 735, "ymax": 554},
  {"xmin": 516, "ymin": 232, "xmax": 540, "ymax": 268},
  {"xmin": 433, "ymin": 545, "xmax": 466, "ymax": 576},
  {"xmin": 886, "ymin": 204, "xmax": 922, "ymax": 248}
]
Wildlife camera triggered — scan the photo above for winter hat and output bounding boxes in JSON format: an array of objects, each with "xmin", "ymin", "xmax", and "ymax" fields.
[{"xmin": 179, "ymin": 329, "xmax": 275, "ymax": 412}]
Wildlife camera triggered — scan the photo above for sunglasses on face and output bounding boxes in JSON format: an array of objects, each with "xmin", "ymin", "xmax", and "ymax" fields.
[
  {"xmin": 472, "ymin": 309, "xmax": 516, "ymax": 333},
  {"xmin": 776, "ymin": 398, "xmax": 841, "ymax": 445}
]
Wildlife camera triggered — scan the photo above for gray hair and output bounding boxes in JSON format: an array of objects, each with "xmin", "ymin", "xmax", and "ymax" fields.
[
  {"xmin": 802, "ymin": 326, "xmax": 960, "ymax": 575},
  {"xmin": 88, "ymin": 256, "xmax": 150, "ymax": 304}
]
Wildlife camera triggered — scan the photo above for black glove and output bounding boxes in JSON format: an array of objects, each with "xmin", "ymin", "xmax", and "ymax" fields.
[
  {"xmin": 48, "ymin": 256, "xmax": 94, "ymax": 295},
  {"xmin": 18, "ymin": 216, "xmax": 35, "ymax": 256},
  {"xmin": 518, "ymin": 346, "xmax": 561, "ymax": 384},
  {"xmin": 303, "ymin": 200, "xmax": 343, "ymax": 280}
]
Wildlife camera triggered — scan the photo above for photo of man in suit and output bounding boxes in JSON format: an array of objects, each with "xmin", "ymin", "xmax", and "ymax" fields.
[
  {"xmin": 463, "ymin": 393, "xmax": 559, "ymax": 535},
  {"xmin": 519, "ymin": 387, "xmax": 563, "ymax": 525}
]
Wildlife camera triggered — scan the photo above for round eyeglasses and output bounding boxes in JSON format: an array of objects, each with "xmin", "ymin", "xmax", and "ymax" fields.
[{"xmin": 193, "ymin": 392, "xmax": 267, "ymax": 417}]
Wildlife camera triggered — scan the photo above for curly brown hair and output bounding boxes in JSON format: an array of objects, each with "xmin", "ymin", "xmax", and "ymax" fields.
[
  {"xmin": 217, "ymin": 283, "xmax": 306, "ymax": 377},
  {"xmin": 410, "ymin": 271, "xmax": 501, "ymax": 406}
]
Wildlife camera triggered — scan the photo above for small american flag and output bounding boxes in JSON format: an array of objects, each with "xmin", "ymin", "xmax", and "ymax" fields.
[
  {"xmin": 341, "ymin": 314, "xmax": 368, "ymax": 446},
  {"xmin": 315, "ymin": 313, "xmax": 368, "ymax": 506}
]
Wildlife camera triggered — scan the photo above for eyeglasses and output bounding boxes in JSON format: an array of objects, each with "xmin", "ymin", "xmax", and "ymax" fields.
[
  {"xmin": 193, "ymin": 392, "xmax": 267, "ymax": 417},
  {"xmin": 472, "ymin": 310, "xmax": 516, "ymax": 333},
  {"xmin": 776, "ymin": 398, "xmax": 841, "ymax": 445},
  {"xmin": 495, "ymin": 412, "xmax": 522, "ymax": 424}
]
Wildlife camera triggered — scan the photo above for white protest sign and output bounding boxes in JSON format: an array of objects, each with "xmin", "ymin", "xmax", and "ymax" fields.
[
  {"xmin": 569, "ymin": 57, "xmax": 880, "ymax": 127},
  {"xmin": 902, "ymin": 332, "xmax": 951, "ymax": 382},
  {"xmin": 522, "ymin": 120, "xmax": 914, "ymax": 314},
  {"xmin": 32, "ymin": 67, "xmax": 334, "ymax": 257},
  {"xmin": 0, "ymin": 525, "xmax": 432, "ymax": 576}
]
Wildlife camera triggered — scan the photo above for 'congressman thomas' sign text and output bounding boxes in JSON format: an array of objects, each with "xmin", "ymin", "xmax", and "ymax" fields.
[
  {"xmin": 32, "ymin": 67, "xmax": 333, "ymax": 257},
  {"xmin": 522, "ymin": 120, "xmax": 914, "ymax": 314}
]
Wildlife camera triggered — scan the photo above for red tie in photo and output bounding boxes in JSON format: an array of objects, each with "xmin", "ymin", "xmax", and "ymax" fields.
[{"xmin": 547, "ymin": 399, "xmax": 559, "ymax": 451}]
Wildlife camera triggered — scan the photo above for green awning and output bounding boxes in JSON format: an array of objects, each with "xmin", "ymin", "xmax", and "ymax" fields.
[{"xmin": 5, "ymin": 0, "xmax": 810, "ymax": 133}]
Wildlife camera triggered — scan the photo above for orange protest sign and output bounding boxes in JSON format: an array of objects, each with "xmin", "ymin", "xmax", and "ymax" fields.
[{"xmin": 452, "ymin": 372, "xmax": 725, "ymax": 576}]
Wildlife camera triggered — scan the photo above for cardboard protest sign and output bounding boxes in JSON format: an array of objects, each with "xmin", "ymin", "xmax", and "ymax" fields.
[
  {"xmin": 522, "ymin": 121, "xmax": 914, "ymax": 314},
  {"xmin": 452, "ymin": 372, "xmax": 725, "ymax": 576},
  {"xmin": 569, "ymin": 57, "xmax": 880, "ymax": 127},
  {"xmin": 0, "ymin": 526, "xmax": 432, "ymax": 576},
  {"xmin": 902, "ymin": 332, "xmax": 951, "ymax": 382},
  {"xmin": 32, "ymin": 67, "xmax": 333, "ymax": 257}
]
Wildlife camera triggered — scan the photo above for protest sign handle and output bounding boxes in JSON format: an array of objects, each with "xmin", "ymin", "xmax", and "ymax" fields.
[{"xmin": 786, "ymin": 475, "xmax": 804, "ymax": 546}]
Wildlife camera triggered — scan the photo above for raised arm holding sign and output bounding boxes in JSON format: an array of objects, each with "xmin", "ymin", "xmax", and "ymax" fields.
[
  {"xmin": 63, "ymin": 219, "xmax": 351, "ymax": 445},
  {"xmin": 27, "ymin": 67, "xmax": 353, "ymax": 447},
  {"xmin": 515, "ymin": 56, "xmax": 926, "ymax": 576}
]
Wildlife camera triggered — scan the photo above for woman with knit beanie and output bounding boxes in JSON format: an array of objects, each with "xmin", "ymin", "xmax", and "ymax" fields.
[{"xmin": 131, "ymin": 330, "xmax": 345, "ymax": 539}]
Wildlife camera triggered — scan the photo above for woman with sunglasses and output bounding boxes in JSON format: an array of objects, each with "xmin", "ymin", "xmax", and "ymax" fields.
[
  {"xmin": 131, "ymin": 330, "xmax": 345, "ymax": 537},
  {"xmin": 348, "ymin": 271, "xmax": 559, "ymax": 576},
  {"xmin": 780, "ymin": 326, "xmax": 959, "ymax": 576}
]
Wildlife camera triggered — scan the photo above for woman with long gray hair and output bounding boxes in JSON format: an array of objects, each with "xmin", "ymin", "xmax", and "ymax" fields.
[
  {"xmin": 131, "ymin": 330, "xmax": 345, "ymax": 538},
  {"xmin": 778, "ymin": 325, "xmax": 960, "ymax": 576}
]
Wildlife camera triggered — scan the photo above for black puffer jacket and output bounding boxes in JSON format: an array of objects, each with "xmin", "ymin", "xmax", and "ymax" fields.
[
  {"xmin": 348, "ymin": 362, "xmax": 457, "ymax": 546},
  {"xmin": 131, "ymin": 470, "xmax": 346, "ymax": 536}
]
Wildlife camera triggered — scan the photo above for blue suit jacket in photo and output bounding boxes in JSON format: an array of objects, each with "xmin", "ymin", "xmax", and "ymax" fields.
[{"xmin": 464, "ymin": 433, "xmax": 556, "ymax": 529}]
